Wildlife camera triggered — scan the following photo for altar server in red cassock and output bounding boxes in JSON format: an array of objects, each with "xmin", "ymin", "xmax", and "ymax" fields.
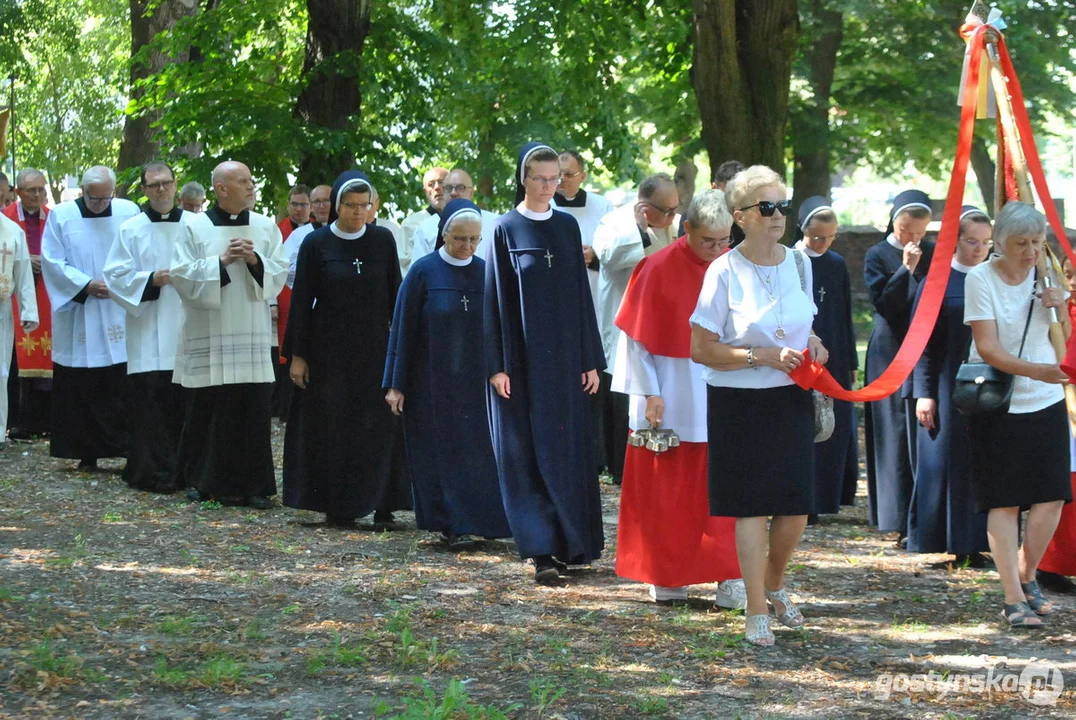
[{"xmin": 611, "ymin": 189, "xmax": 743, "ymax": 606}]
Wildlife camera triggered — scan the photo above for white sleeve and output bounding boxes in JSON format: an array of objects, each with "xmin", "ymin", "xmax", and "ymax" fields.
[
  {"xmin": 963, "ymin": 268, "xmax": 995, "ymax": 323},
  {"xmin": 170, "ymin": 222, "xmax": 223, "ymax": 310},
  {"xmin": 593, "ymin": 212, "xmax": 645, "ymax": 272},
  {"xmin": 41, "ymin": 211, "xmax": 92, "ymax": 309},
  {"xmin": 103, "ymin": 224, "xmax": 153, "ymax": 317},
  {"xmin": 611, "ymin": 333, "xmax": 661, "ymax": 397},
  {"xmin": 13, "ymin": 230, "xmax": 38, "ymax": 329},
  {"xmin": 249, "ymin": 224, "xmax": 288, "ymax": 301},
  {"xmin": 690, "ymin": 260, "xmax": 730, "ymax": 336}
]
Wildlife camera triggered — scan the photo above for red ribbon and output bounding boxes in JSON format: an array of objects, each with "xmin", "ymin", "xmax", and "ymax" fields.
[{"xmin": 792, "ymin": 25, "xmax": 1072, "ymax": 401}]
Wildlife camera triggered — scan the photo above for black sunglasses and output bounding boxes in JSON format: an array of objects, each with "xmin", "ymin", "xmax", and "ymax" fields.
[{"xmin": 740, "ymin": 200, "xmax": 792, "ymax": 217}]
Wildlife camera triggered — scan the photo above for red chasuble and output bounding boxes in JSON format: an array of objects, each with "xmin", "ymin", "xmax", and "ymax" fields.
[
  {"xmin": 275, "ymin": 217, "xmax": 299, "ymax": 357},
  {"xmin": 3, "ymin": 203, "xmax": 52, "ymax": 377},
  {"xmin": 1043, "ymin": 299, "xmax": 1076, "ymax": 576},
  {"xmin": 612, "ymin": 236, "xmax": 739, "ymax": 588}
]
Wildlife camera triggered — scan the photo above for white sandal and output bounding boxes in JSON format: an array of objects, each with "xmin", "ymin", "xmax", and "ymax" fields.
[
  {"xmin": 745, "ymin": 614, "xmax": 774, "ymax": 646},
  {"xmin": 765, "ymin": 586, "xmax": 804, "ymax": 628}
]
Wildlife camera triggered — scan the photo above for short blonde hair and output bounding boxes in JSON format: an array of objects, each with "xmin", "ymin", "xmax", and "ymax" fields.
[
  {"xmin": 686, "ymin": 189, "xmax": 733, "ymax": 231},
  {"xmin": 724, "ymin": 165, "xmax": 785, "ymax": 213}
]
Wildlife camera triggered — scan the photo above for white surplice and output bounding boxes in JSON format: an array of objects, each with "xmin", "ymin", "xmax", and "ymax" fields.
[
  {"xmin": 399, "ymin": 209, "xmax": 437, "ymax": 275},
  {"xmin": 409, "ymin": 208, "xmax": 499, "ymax": 263},
  {"xmin": 41, "ymin": 198, "xmax": 140, "ymax": 367},
  {"xmin": 610, "ymin": 334, "xmax": 707, "ymax": 443},
  {"xmin": 592, "ymin": 203, "xmax": 680, "ymax": 372},
  {"xmin": 553, "ymin": 190, "xmax": 614, "ymax": 310},
  {"xmin": 103, "ymin": 208, "xmax": 186, "ymax": 374},
  {"xmin": 170, "ymin": 208, "xmax": 288, "ymax": 388},
  {"xmin": 1, "ymin": 214, "xmax": 40, "ymax": 440}
]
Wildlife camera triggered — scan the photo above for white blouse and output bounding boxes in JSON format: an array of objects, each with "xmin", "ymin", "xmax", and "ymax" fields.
[
  {"xmin": 963, "ymin": 258, "xmax": 1064, "ymax": 414},
  {"xmin": 690, "ymin": 246, "xmax": 818, "ymax": 389}
]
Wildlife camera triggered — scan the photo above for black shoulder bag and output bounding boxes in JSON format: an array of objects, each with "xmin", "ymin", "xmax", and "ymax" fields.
[{"xmin": 952, "ymin": 270, "xmax": 1036, "ymax": 417}]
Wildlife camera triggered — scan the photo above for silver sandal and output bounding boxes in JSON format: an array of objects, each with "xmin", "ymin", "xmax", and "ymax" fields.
[
  {"xmin": 745, "ymin": 614, "xmax": 774, "ymax": 646},
  {"xmin": 765, "ymin": 586, "xmax": 804, "ymax": 628}
]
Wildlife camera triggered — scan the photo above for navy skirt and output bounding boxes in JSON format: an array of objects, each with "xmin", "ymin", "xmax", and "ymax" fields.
[
  {"xmin": 706, "ymin": 384, "xmax": 816, "ymax": 517},
  {"xmin": 969, "ymin": 400, "xmax": 1072, "ymax": 512}
]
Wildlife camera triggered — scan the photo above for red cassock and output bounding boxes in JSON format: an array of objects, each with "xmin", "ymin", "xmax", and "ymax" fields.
[
  {"xmin": 1043, "ymin": 300, "xmax": 1076, "ymax": 576},
  {"xmin": 612, "ymin": 237, "xmax": 740, "ymax": 587},
  {"xmin": 3, "ymin": 203, "xmax": 52, "ymax": 377},
  {"xmin": 275, "ymin": 217, "xmax": 296, "ymax": 359}
]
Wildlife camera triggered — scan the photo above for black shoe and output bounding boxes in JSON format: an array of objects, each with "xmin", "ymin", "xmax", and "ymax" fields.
[
  {"xmin": 326, "ymin": 515, "xmax": 357, "ymax": 529},
  {"xmin": 551, "ymin": 557, "xmax": 569, "ymax": 574},
  {"xmin": 246, "ymin": 496, "xmax": 274, "ymax": 510},
  {"xmin": 186, "ymin": 487, "xmax": 204, "ymax": 502},
  {"xmin": 77, "ymin": 459, "xmax": 98, "ymax": 472},
  {"xmin": 533, "ymin": 555, "xmax": 560, "ymax": 584},
  {"xmin": 372, "ymin": 511, "xmax": 396, "ymax": 528},
  {"xmin": 955, "ymin": 553, "xmax": 991, "ymax": 569},
  {"xmin": 896, "ymin": 534, "xmax": 908, "ymax": 550},
  {"xmin": 1037, "ymin": 570, "xmax": 1076, "ymax": 595},
  {"xmin": 448, "ymin": 533, "xmax": 476, "ymax": 551}
]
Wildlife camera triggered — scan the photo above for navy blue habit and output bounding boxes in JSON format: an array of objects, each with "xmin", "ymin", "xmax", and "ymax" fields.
[
  {"xmin": 908, "ymin": 263, "xmax": 988, "ymax": 555},
  {"xmin": 384, "ymin": 200, "xmax": 511, "ymax": 538},
  {"xmin": 864, "ymin": 190, "xmax": 936, "ymax": 533},
  {"xmin": 282, "ymin": 171, "xmax": 411, "ymax": 520},
  {"xmin": 484, "ymin": 142, "xmax": 606, "ymax": 564}
]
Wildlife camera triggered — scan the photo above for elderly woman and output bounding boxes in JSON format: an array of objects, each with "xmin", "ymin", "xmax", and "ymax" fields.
[
  {"xmin": 612, "ymin": 189, "xmax": 744, "ymax": 606},
  {"xmin": 384, "ymin": 199, "xmax": 511, "ymax": 549},
  {"xmin": 864, "ymin": 190, "xmax": 935, "ymax": 544},
  {"xmin": 690, "ymin": 165, "xmax": 828, "ymax": 646},
  {"xmin": 283, "ymin": 170, "xmax": 410, "ymax": 529},
  {"xmin": 485, "ymin": 142, "xmax": 605, "ymax": 584},
  {"xmin": 964, "ymin": 201, "xmax": 1071, "ymax": 628},
  {"xmin": 909, "ymin": 207, "xmax": 993, "ymax": 565}
]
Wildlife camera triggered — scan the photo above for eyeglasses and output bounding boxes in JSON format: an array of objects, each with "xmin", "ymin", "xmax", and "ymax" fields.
[
  {"xmin": 561, "ymin": 171, "xmax": 582, "ymax": 179},
  {"xmin": 740, "ymin": 200, "xmax": 792, "ymax": 217},
  {"xmin": 961, "ymin": 238, "xmax": 993, "ymax": 248},
  {"xmin": 84, "ymin": 194, "xmax": 113, "ymax": 203},
  {"xmin": 643, "ymin": 201, "xmax": 678, "ymax": 219},
  {"xmin": 527, "ymin": 175, "xmax": 562, "ymax": 187},
  {"xmin": 311, "ymin": 199, "xmax": 331, "ymax": 206},
  {"xmin": 445, "ymin": 184, "xmax": 472, "ymax": 194},
  {"xmin": 340, "ymin": 201, "xmax": 374, "ymax": 211},
  {"xmin": 700, "ymin": 234, "xmax": 732, "ymax": 247},
  {"xmin": 447, "ymin": 234, "xmax": 481, "ymax": 244},
  {"xmin": 288, "ymin": 201, "xmax": 310, "ymax": 208},
  {"xmin": 143, "ymin": 180, "xmax": 175, "ymax": 192}
]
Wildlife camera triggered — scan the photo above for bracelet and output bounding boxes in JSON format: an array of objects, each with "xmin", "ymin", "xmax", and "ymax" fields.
[{"xmin": 746, "ymin": 346, "xmax": 756, "ymax": 370}]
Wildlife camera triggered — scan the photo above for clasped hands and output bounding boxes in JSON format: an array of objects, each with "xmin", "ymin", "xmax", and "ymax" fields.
[{"xmin": 220, "ymin": 238, "xmax": 259, "ymax": 266}]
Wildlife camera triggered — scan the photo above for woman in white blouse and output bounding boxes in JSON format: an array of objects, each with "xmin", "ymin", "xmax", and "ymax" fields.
[
  {"xmin": 690, "ymin": 165, "xmax": 829, "ymax": 646},
  {"xmin": 964, "ymin": 201, "xmax": 1071, "ymax": 629}
]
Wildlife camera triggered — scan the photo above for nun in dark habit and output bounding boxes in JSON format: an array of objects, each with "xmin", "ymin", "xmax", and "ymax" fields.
[
  {"xmin": 864, "ymin": 189, "xmax": 935, "ymax": 543},
  {"xmin": 282, "ymin": 170, "xmax": 411, "ymax": 528},
  {"xmin": 383, "ymin": 198, "xmax": 511, "ymax": 549},
  {"xmin": 908, "ymin": 206, "xmax": 992, "ymax": 564},
  {"xmin": 792, "ymin": 197, "xmax": 859, "ymax": 516},
  {"xmin": 485, "ymin": 142, "xmax": 606, "ymax": 583}
]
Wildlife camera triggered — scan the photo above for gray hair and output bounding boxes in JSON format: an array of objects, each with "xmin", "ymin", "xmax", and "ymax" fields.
[
  {"xmin": 725, "ymin": 165, "xmax": 785, "ymax": 213},
  {"xmin": 15, "ymin": 168, "xmax": 45, "ymax": 188},
  {"xmin": 80, "ymin": 165, "xmax": 116, "ymax": 188},
  {"xmin": 993, "ymin": 201, "xmax": 1046, "ymax": 253},
  {"xmin": 179, "ymin": 181, "xmax": 206, "ymax": 199},
  {"xmin": 685, "ymin": 189, "xmax": 733, "ymax": 232}
]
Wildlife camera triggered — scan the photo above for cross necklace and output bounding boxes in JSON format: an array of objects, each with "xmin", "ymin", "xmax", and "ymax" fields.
[
  {"xmin": 543, "ymin": 249, "xmax": 553, "ymax": 268},
  {"xmin": 460, "ymin": 295, "xmax": 470, "ymax": 312},
  {"xmin": 352, "ymin": 258, "xmax": 363, "ymax": 274}
]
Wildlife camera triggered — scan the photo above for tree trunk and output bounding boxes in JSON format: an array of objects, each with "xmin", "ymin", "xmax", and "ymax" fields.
[
  {"xmin": 691, "ymin": 0, "xmax": 799, "ymax": 176},
  {"xmin": 293, "ymin": 0, "xmax": 373, "ymax": 185},
  {"xmin": 969, "ymin": 133, "xmax": 996, "ymax": 216},
  {"xmin": 790, "ymin": 1, "xmax": 842, "ymax": 215},
  {"xmin": 116, "ymin": 0, "xmax": 200, "ymax": 193},
  {"xmin": 674, "ymin": 159, "xmax": 698, "ymax": 216}
]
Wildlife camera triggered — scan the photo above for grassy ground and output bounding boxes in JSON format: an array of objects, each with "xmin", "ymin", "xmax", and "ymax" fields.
[{"xmin": 1, "ymin": 425, "xmax": 1075, "ymax": 719}]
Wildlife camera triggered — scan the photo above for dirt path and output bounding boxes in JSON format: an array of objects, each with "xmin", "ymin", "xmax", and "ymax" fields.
[{"xmin": 1, "ymin": 429, "xmax": 1074, "ymax": 719}]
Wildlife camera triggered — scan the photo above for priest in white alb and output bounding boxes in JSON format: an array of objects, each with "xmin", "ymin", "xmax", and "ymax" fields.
[
  {"xmin": 170, "ymin": 161, "xmax": 289, "ymax": 509},
  {"xmin": 1, "ymin": 212, "xmax": 39, "ymax": 445},
  {"xmin": 591, "ymin": 173, "xmax": 680, "ymax": 485},
  {"xmin": 103, "ymin": 161, "xmax": 187, "ymax": 493},
  {"xmin": 41, "ymin": 166, "xmax": 140, "ymax": 470}
]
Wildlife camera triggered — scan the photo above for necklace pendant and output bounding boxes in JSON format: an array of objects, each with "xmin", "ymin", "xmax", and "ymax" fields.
[
  {"xmin": 775, "ymin": 328, "xmax": 786, "ymax": 340},
  {"xmin": 769, "ymin": 294, "xmax": 776, "ymax": 302}
]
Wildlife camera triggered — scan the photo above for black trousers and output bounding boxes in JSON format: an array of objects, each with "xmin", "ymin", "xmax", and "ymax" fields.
[{"xmin": 599, "ymin": 372, "xmax": 629, "ymax": 483}]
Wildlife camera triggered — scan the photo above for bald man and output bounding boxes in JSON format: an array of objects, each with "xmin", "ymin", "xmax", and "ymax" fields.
[
  {"xmin": 410, "ymin": 169, "xmax": 499, "ymax": 261},
  {"xmin": 170, "ymin": 161, "xmax": 289, "ymax": 508},
  {"xmin": 399, "ymin": 167, "xmax": 448, "ymax": 275}
]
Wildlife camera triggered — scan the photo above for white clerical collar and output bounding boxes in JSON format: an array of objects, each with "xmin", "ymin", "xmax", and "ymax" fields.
[
  {"xmin": 951, "ymin": 258, "xmax": 975, "ymax": 274},
  {"xmin": 794, "ymin": 239, "xmax": 824, "ymax": 258},
  {"xmin": 438, "ymin": 247, "xmax": 473, "ymax": 266},
  {"xmin": 517, "ymin": 203, "xmax": 552, "ymax": 221},
  {"xmin": 886, "ymin": 233, "xmax": 906, "ymax": 250},
  {"xmin": 330, "ymin": 221, "xmax": 366, "ymax": 240}
]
